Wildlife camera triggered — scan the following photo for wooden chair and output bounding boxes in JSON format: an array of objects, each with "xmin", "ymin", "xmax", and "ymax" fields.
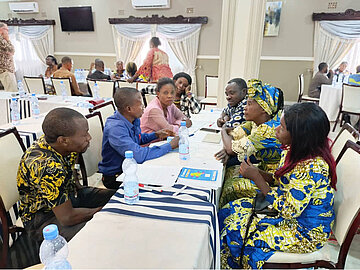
[
  {"xmin": 332, "ymin": 83, "xmax": 360, "ymax": 132},
  {"xmin": 200, "ymin": 75, "xmax": 218, "ymax": 109},
  {"xmin": 23, "ymin": 76, "xmax": 46, "ymax": 95},
  {"xmin": 298, "ymin": 74, "xmax": 319, "ymax": 103},
  {"xmin": 0, "ymin": 127, "xmax": 26, "ymax": 268},
  {"xmin": 116, "ymin": 80, "xmax": 137, "ymax": 89},
  {"xmin": 331, "ymin": 123, "xmax": 360, "ymax": 163},
  {"xmin": 263, "ymin": 140, "xmax": 360, "ymax": 269},
  {"xmin": 51, "ymin": 77, "xmax": 72, "ymax": 96},
  {"xmin": 89, "ymin": 100, "xmax": 116, "ymax": 124},
  {"xmin": 79, "ymin": 112, "xmax": 104, "ymax": 186},
  {"xmin": 87, "ymin": 79, "xmax": 115, "ymax": 98},
  {"xmin": 137, "ymin": 82, "xmax": 157, "ymax": 107}
]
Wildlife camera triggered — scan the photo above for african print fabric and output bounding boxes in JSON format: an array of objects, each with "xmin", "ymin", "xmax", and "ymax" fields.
[
  {"xmin": 17, "ymin": 135, "xmax": 77, "ymax": 226},
  {"xmin": 219, "ymin": 150, "xmax": 335, "ymax": 269}
]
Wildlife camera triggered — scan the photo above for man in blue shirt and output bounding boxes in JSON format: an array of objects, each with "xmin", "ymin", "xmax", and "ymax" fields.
[{"xmin": 99, "ymin": 87, "xmax": 179, "ymax": 189}]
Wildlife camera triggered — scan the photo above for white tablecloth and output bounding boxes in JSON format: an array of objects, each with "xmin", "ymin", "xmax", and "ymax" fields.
[
  {"xmin": 319, "ymin": 85, "xmax": 342, "ymax": 122},
  {"xmin": 68, "ymin": 185, "xmax": 219, "ymax": 269}
]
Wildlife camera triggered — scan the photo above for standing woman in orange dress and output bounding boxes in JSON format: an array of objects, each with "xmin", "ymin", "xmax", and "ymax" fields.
[{"xmin": 127, "ymin": 37, "xmax": 173, "ymax": 83}]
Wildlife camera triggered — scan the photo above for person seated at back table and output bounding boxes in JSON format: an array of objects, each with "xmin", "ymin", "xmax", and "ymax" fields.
[
  {"xmin": 348, "ymin": 65, "xmax": 360, "ymax": 86},
  {"xmin": 87, "ymin": 59, "xmax": 111, "ymax": 80},
  {"xmin": 44, "ymin": 55, "xmax": 58, "ymax": 78},
  {"xmin": 140, "ymin": 72, "xmax": 201, "ymax": 118},
  {"xmin": 140, "ymin": 77, "xmax": 192, "ymax": 134},
  {"xmin": 53, "ymin": 56, "xmax": 83, "ymax": 96},
  {"xmin": 308, "ymin": 62, "xmax": 334, "ymax": 98},
  {"xmin": 111, "ymin": 60, "xmax": 126, "ymax": 80},
  {"xmin": 217, "ymin": 78, "xmax": 248, "ymax": 128},
  {"xmin": 98, "ymin": 87, "xmax": 179, "ymax": 189},
  {"xmin": 17, "ymin": 108, "xmax": 116, "ymax": 242}
]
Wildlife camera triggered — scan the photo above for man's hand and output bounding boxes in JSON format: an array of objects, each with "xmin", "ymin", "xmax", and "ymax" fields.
[
  {"xmin": 89, "ymin": 62, "xmax": 95, "ymax": 70},
  {"xmin": 217, "ymin": 118, "xmax": 226, "ymax": 127},
  {"xmin": 214, "ymin": 148, "xmax": 229, "ymax": 163},
  {"xmin": 155, "ymin": 129, "xmax": 175, "ymax": 140},
  {"xmin": 169, "ymin": 136, "xmax": 180, "ymax": 149}
]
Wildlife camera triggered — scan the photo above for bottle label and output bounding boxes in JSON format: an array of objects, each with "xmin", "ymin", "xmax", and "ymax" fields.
[{"xmin": 179, "ymin": 144, "xmax": 189, "ymax": 154}]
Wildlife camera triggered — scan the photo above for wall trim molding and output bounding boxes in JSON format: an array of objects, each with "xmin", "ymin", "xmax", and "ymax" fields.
[
  {"xmin": 197, "ymin": 55, "xmax": 220, "ymax": 60},
  {"xmin": 54, "ymin": 52, "xmax": 220, "ymax": 60},
  {"xmin": 260, "ymin": 56, "xmax": 314, "ymax": 61}
]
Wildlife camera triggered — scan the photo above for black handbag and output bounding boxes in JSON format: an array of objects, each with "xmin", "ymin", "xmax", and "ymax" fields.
[{"xmin": 254, "ymin": 192, "xmax": 278, "ymax": 217}]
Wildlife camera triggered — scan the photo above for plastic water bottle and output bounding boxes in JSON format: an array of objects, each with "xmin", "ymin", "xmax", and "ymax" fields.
[
  {"xmin": 179, "ymin": 121, "xmax": 190, "ymax": 160},
  {"xmin": 30, "ymin": 93, "xmax": 40, "ymax": 119},
  {"xmin": 93, "ymin": 83, "xmax": 100, "ymax": 100},
  {"xmin": 10, "ymin": 97, "xmax": 20, "ymax": 126},
  {"xmin": 39, "ymin": 224, "xmax": 71, "ymax": 270},
  {"xmin": 17, "ymin": 80, "xmax": 26, "ymax": 98},
  {"xmin": 122, "ymin": 150, "xmax": 139, "ymax": 204},
  {"xmin": 60, "ymin": 81, "xmax": 67, "ymax": 100}
]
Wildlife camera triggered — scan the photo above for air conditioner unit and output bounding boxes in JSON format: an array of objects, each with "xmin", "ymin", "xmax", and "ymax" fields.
[
  {"xmin": 131, "ymin": 0, "xmax": 170, "ymax": 9},
  {"xmin": 9, "ymin": 2, "xmax": 39, "ymax": 13}
]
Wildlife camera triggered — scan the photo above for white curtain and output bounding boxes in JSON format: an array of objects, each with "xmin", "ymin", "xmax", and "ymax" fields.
[
  {"xmin": 157, "ymin": 24, "xmax": 201, "ymax": 95},
  {"xmin": 313, "ymin": 21, "xmax": 359, "ymax": 73},
  {"xmin": 8, "ymin": 25, "xmax": 53, "ymax": 80},
  {"xmin": 112, "ymin": 24, "xmax": 151, "ymax": 64}
]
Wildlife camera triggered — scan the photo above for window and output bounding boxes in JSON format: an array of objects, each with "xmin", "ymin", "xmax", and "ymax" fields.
[{"xmin": 135, "ymin": 36, "xmax": 184, "ymax": 77}]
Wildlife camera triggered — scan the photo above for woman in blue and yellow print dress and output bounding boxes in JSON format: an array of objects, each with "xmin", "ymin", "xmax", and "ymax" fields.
[
  {"xmin": 216, "ymin": 80, "xmax": 284, "ymax": 207},
  {"xmin": 219, "ymin": 103, "xmax": 337, "ymax": 269}
]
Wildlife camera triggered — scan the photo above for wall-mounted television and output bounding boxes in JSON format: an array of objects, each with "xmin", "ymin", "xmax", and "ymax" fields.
[{"xmin": 59, "ymin": 6, "xmax": 94, "ymax": 32}]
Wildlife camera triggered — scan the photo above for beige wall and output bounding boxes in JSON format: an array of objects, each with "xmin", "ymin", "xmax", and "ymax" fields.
[
  {"xmin": 0, "ymin": 0, "xmax": 222, "ymax": 55},
  {"xmin": 262, "ymin": 0, "xmax": 360, "ymax": 57},
  {"xmin": 260, "ymin": 0, "xmax": 360, "ymax": 102},
  {"xmin": 259, "ymin": 60, "xmax": 313, "ymax": 102}
]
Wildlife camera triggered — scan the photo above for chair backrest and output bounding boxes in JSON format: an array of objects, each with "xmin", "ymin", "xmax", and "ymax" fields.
[
  {"xmin": 137, "ymin": 82, "xmax": 156, "ymax": 91},
  {"xmin": 0, "ymin": 127, "xmax": 26, "ymax": 213},
  {"xmin": 51, "ymin": 77, "xmax": 72, "ymax": 96},
  {"xmin": 23, "ymin": 76, "xmax": 46, "ymax": 95},
  {"xmin": 341, "ymin": 83, "xmax": 360, "ymax": 113},
  {"xmin": 205, "ymin": 75, "xmax": 218, "ymax": 98},
  {"xmin": 331, "ymin": 123, "xmax": 360, "ymax": 163},
  {"xmin": 145, "ymin": 94, "xmax": 156, "ymax": 106},
  {"xmin": 87, "ymin": 79, "xmax": 115, "ymax": 98},
  {"xmin": 297, "ymin": 74, "xmax": 304, "ymax": 102},
  {"xmin": 81, "ymin": 112, "xmax": 104, "ymax": 178},
  {"xmin": 117, "ymin": 80, "xmax": 137, "ymax": 89},
  {"xmin": 333, "ymin": 140, "xmax": 360, "ymax": 249},
  {"xmin": 89, "ymin": 100, "xmax": 116, "ymax": 124}
]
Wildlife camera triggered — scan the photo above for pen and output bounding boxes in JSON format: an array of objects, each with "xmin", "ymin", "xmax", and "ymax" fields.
[
  {"xmin": 139, "ymin": 183, "xmax": 163, "ymax": 192},
  {"xmin": 209, "ymin": 122, "xmax": 215, "ymax": 127},
  {"xmin": 172, "ymin": 185, "xmax": 187, "ymax": 197},
  {"xmin": 189, "ymin": 133, "xmax": 194, "ymax": 137}
]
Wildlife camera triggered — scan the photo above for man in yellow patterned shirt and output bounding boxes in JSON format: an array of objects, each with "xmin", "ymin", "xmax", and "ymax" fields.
[{"xmin": 17, "ymin": 108, "xmax": 115, "ymax": 241}]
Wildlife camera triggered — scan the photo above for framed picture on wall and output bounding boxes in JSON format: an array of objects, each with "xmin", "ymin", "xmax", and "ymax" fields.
[{"xmin": 264, "ymin": 1, "xmax": 282, "ymax": 37}]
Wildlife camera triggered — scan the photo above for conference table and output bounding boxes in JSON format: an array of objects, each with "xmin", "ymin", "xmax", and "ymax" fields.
[
  {"xmin": 0, "ymin": 101, "xmax": 225, "ymax": 268},
  {"xmin": 319, "ymin": 84, "xmax": 342, "ymax": 122},
  {"xmin": 66, "ymin": 109, "xmax": 224, "ymax": 269}
]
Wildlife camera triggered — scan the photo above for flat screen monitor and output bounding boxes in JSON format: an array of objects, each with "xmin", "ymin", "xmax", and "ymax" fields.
[{"xmin": 59, "ymin": 6, "xmax": 94, "ymax": 32}]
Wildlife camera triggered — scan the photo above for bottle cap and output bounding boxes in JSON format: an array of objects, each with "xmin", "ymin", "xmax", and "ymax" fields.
[
  {"xmin": 95, "ymin": 83, "xmax": 98, "ymax": 86},
  {"xmin": 11, "ymin": 97, "xmax": 16, "ymax": 101},
  {"xmin": 31, "ymin": 93, "xmax": 35, "ymax": 96},
  {"xmin": 210, "ymin": 109, "xmax": 213, "ymax": 112},
  {"xmin": 125, "ymin": 150, "xmax": 133, "ymax": 158},
  {"xmin": 43, "ymin": 224, "xmax": 59, "ymax": 240},
  {"xmin": 180, "ymin": 121, "xmax": 186, "ymax": 126},
  {"xmin": 60, "ymin": 81, "xmax": 64, "ymax": 84}
]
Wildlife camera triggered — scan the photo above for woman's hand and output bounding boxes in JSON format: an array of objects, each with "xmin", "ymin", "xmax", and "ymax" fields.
[
  {"xmin": 217, "ymin": 118, "xmax": 226, "ymax": 127},
  {"xmin": 239, "ymin": 159, "xmax": 260, "ymax": 180},
  {"xmin": 185, "ymin": 118, "xmax": 192, "ymax": 128},
  {"xmin": 214, "ymin": 148, "xmax": 229, "ymax": 163},
  {"xmin": 185, "ymin": 85, "xmax": 192, "ymax": 97},
  {"xmin": 127, "ymin": 77, "xmax": 135, "ymax": 83}
]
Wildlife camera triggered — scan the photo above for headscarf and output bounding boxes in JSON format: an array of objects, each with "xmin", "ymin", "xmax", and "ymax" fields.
[{"xmin": 247, "ymin": 79, "xmax": 282, "ymax": 116}]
